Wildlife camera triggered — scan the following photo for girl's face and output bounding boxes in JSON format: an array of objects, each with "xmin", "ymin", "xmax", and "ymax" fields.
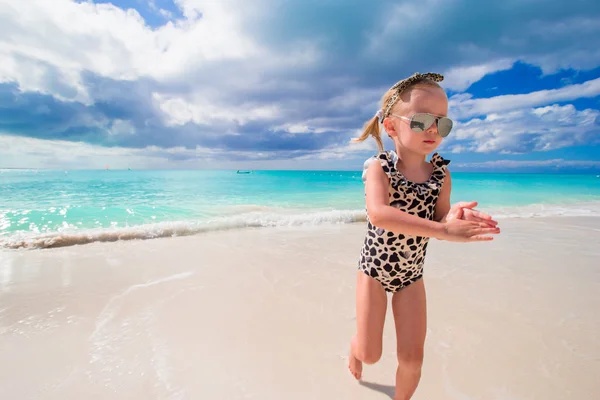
[{"xmin": 383, "ymin": 85, "xmax": 449, "ymax": 156}]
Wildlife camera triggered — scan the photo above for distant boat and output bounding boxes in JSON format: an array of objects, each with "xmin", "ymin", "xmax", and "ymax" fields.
[{"xmin": 236, "ymin": 170, "xmax": 252, "ymax": 174}]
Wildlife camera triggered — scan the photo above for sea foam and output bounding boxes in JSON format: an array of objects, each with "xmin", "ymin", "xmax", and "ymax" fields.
[
  {"xmin": 0, "ymin": 209, "xmax": 367, "ymax": 249},
  {"xmin": 2, "ymin": 201, "xmax": 600, "ymax": 250}
]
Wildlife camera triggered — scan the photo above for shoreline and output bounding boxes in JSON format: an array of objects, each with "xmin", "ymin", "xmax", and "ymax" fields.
[
  {"xmin": 2, "ymin": 201, "xmax": 600, "ymax": 250},
  {"xmin": 3, "ymin": 167, "xmax": 600, "ymax": 174},
  {"xmin": 1, "ymin": 216, "xmax": 599, "ymax": 399}
]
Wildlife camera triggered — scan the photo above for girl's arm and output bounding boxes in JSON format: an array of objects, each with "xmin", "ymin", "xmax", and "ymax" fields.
[
  {"xmin": 365, "ymin": 160, "xmax": 447, "ymax": 239},
  {"xmin": 434, "ymin": 170, "xmax": 499, "ymax": 228},
  {"xmin": 365, "ymin": 161, "xmax": 500, "ymax": 242},
  {"xmin": 434, "ymin": 170, "xmax": 452, "ymax": 223}
]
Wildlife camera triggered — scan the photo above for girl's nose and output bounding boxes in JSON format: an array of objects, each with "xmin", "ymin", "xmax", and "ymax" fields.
[{"xmin": 425, "ymin": 120, "xmax": 438, "ymax": 134}]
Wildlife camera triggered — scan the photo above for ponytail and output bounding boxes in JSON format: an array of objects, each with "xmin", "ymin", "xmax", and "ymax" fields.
[{"xmin": 351, "ymin": 115, "xmax": 384, "ymax": 153}]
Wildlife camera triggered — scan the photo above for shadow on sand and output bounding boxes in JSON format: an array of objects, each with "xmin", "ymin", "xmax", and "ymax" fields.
[{"xmin": 359, "ymin": 380, "xmax": 395, "ymax": 399}]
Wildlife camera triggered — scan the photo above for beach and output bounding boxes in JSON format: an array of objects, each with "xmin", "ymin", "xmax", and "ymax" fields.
[
  {"xmin": 1, "ymin": 216, "xmax": 598, "ymax": 400},
  {"xmin": 3, "ymin": 1, "xmax": 600, "ymax": 399}
]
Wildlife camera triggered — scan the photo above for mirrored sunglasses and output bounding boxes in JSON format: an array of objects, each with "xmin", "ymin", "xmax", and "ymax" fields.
[{"xmin": 390, "ymin": 113, "xmax": 453, "ymax": 138}]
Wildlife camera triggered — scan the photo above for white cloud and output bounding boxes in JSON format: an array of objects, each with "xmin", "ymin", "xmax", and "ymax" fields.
[
  {"xmin": 0, "ymin": 134, "xmax": 173, "ymax": 170},
  {"xmin": 457, "ymin": 159, "xmax": 600, "ymax": 169},
  {"xmin": 148, "ymin": 0, "xmax": 174, "ymax": 20},
  {"xmin": 159, "ymin": 9, "xmax": 174, "ymax": 19},
  {"xmin": 442, "ymin": 59, "xmax": 514, "ymax": 92},
  {"xmin": 366, "ymin": 1, "xmax": 600, "ymax": 94},
  {"xmin": 153, "ymin": 93, "xmax": 280, "ymax": 126},
  {"xmin": 3, "ymin": 0, "xmax": 597, "ymax": 109},
  {"xmin": 367, "ymin": 0, "xmax": 448, "ymax": 55},
  {"xmin": 0, "ymin": 0, "xmax": 599, "ymax": 164},
  {"xmin": 0, "ymin": 134, "xmax": 376, "ymax": 170},
  {"xmin": 449, "ymin": 77, "xmax": 600, "ymax": 119},
  {"xmin": 2, "ymin": 133, "xmax": 595, "ymax": 172},
  {"xmin": 523, "ymin": 16, "xmax": 600, "ymax": 73},
  {"xmin": 272, "ymin": 123, "xmax": 330, "ymax": 134},
  {"xmin": 445, "ymin": 104, "xmax": 600, "ymax": 153},
  {"xmin": 108, "ymin": 119, "xmax": 136, "ymax": 136},
  {"xmin": 0, "ymin": 0, "xmax": 296, "ymax": 102}
]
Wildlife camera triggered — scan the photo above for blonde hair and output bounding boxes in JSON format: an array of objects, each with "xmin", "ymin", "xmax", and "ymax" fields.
[{"xmin": 351, "ymin": 72, "xmax": 444, "ymax": 153}]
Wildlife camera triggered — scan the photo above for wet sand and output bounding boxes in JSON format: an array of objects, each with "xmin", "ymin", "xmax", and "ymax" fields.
[{"xmin": 0, "ymin": 217, "xmax": 599, "ymax": 399}]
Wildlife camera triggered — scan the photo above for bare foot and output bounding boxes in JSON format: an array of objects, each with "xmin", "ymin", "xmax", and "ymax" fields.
[
  {"xmin": 348, "ymin": 337, "xmax": 362, "ymax": 380},
  {"xmin": 348, "ymin": 353, "xmax": 362, "ymax": 380}
]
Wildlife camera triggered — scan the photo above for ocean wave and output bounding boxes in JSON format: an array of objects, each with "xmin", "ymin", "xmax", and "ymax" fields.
[
  {"xmin": 2, "ymin": 201, "xmax": 600, "ymax": 250},
  {"xmin": 488, "ymin": 201, "xmax": 600, "ymax": 219},
  {"xmin": 0, "ymin": 209, "xmax": 368, "ymax": 250}
]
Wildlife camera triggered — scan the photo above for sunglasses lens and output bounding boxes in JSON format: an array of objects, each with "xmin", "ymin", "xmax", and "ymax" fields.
[
  {"xmin": 437, "ymin": 117, "xmax": 453, "ymax": 137},
  {"xmin": 410, "ymin": 114, "xmax": 435, "ymax": 132}
]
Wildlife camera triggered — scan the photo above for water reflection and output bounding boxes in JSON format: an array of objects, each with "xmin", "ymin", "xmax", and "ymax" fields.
[{"xmin": 0, "ymin": 252, "xmax": 13, "ymax": 292}]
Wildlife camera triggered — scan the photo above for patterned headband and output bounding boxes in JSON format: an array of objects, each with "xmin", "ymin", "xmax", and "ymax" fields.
[{"xmin": 379, "ymin": 72, "xmax": 444, "ymax": 122}]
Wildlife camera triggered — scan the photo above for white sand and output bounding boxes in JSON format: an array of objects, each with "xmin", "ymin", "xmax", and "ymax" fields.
[{"xmin": 0, "ymin": 217, "xmax": 599, "ymax": 399}]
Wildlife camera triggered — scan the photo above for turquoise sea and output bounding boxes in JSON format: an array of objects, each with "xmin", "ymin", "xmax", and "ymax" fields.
[{"xmin": 1, "ymin": 168, "xmax": 600, "ymax": 249}]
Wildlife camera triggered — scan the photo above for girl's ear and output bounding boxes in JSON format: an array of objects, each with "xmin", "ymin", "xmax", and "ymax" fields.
[{"xmin": 383, "ymin": 117, "xmax": 398, "ymax": 138}]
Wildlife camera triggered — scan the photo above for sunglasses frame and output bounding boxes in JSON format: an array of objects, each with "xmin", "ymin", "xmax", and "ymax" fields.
[{"xmin": 389, "ymin": 113, "xmax": 453, "ymax": 138}]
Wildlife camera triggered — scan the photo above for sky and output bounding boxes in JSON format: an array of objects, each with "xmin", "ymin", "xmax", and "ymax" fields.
[{"xmin": 0, "ymin": 0, "xmax": 599, "ymax": 172}]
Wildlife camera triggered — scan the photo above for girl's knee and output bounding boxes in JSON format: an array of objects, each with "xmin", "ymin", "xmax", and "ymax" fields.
[
  {"xmin": 356, "ymin": 344, "xmax": 382, "ymax": 365},
  {"xmin": 360, "ymin": 350, "xmax": 382, "ymax": 365},
  {"xmin": 396, "ymin": 348, "xmax": 424, "ymax": 369}
]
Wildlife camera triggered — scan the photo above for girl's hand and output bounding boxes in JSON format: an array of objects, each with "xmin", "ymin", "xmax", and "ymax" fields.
[
  {"xmin": 446, "ymin": 201, "xmax": 498, "ymax": 228},
  {"xmin": 442, "ymin": 218, "xmax": 501, "ymax": 242},
  {"xmin": 462, "ymin": 207, "xmax": 498, "ymax": 227}
]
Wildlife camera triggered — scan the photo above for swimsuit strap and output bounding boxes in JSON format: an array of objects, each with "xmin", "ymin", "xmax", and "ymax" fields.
[
  {"xmin": 376, "ymin": 151, "xmax": 399, "ymax": 181},
  {"xmin": 361, "ymin": 150, "xmax": 398, "ymax": 184},
  {"xmin": 362, "ymin": 151, "xmax": 450, "ymax": 186},
  {"xmin": 430, "ymin": 152, "xmax": 451, "ymax": 169},
  {"xmin": 429, "ymin": 152, "xmax": 451, "ymax": 187}
]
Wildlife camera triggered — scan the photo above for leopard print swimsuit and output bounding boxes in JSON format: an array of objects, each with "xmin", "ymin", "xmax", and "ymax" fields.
[{"xmin": 358, "ymin": 150, "xmax": 451, "ymax": 293}]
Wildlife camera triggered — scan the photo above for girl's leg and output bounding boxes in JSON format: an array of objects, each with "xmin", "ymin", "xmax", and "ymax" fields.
[
  {"xmin": 391, "ymin": 278, "xmax": 427, "ymax": 400},
  {"xmin": 348, "ymin": 270, "xmax": 387, "ymax": 380}
]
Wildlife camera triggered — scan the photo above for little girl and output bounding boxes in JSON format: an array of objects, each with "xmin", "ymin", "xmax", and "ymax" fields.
[{"xmin": 348, "ymin": 72, "xmax": 500, "ymax": 399}]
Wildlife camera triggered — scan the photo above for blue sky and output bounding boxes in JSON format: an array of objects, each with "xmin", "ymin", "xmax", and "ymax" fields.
[{"xmin": 0, "ymin": 0, "xmax": 599, "ymax": 172}]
